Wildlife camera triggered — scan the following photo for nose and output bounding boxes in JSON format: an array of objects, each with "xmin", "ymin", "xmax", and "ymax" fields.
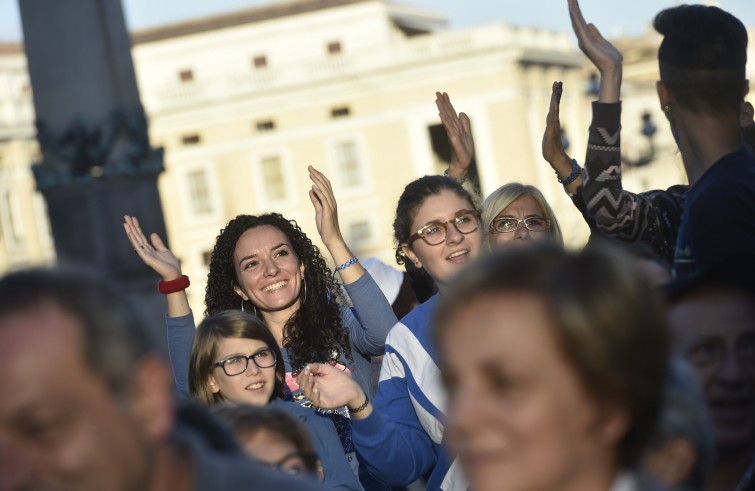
[
  {"xmin": 513, "ymin": 220, "xmax": 530, "ymax": 240},
  {"xmin": 716, "ymin": 350, "xmax": 746, "ymax": 388},
  {"xmin": 244, "ymin": 358, "xmax": 261, "ymax": 376},
  {"xmin": 263, "ymin": 258, "xmax": 280, "ymax": 277},
  {"xmin": 445, "ymin": 222, "xmax": 465, "ymax": 245},
  {"xmin": 447, "ymin": 383, "xmax": 479, "ymax": 438}
]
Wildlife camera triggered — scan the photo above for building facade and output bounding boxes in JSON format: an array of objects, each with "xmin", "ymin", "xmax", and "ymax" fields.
[{"xmin": 1, "ymin": 0, "xmax": 714, "ymax": 316}]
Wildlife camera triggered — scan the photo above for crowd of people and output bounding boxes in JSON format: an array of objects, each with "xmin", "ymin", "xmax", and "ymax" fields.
[{"xmin": 1, "ymin": 1, "xmax": 754, "ymax": 490}]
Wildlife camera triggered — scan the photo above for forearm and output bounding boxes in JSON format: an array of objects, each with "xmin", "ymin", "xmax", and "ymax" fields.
[
  {"xmin": 342, "ymin": 273, "xmax": 397, "ymax": 356},
  {"xmin": 598, "ymin": 67, "xmax": 621, "ymax": 104},
  {"xmin": 165, "ymin": 312, "xmax": 197, "ymax": 399},
  {"xmin": 325, "ymin": 240, "xmax": 365, "ymax": 285},
  {"xmin": 550, "ymin": 152, "xmax": 583, "ymax": 196}
]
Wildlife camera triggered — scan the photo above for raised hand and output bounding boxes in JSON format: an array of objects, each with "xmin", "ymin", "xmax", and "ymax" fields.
[
  {"xmin": 436, "ymin": 92, "xmax": 475, "ymax": 177},
  {"xmin": 542, "ymin": 81, "xmax": 567, "ymax": 164},
  {"xmin": 308, "ymin": 165, "xmax": 365, "ymax": 284},
  {"xmin": 568, "ymin": 0, "xmax": 622, "ymax": 102},
  {"xmin": 123, "ymin": 215, "xmax": 181, "ymax": 280},
  {"xmin": 296, "ymin": 363, "xmax": 365, "ymax": 411},
  {"xmin": 542, "ymin": 82, "xmax": 582, "ymax": 194},
  {"xmin": 308, "ymin": 165, "xmax": 343, "ymax": 248}
]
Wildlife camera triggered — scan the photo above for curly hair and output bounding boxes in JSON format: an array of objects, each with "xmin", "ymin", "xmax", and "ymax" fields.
[{"xmin": 204, "ymin": 213, "xmax": 351, "ymax": 372}]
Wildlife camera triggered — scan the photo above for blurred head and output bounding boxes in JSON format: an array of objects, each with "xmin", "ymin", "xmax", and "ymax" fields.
[
  {"xmin": 655, "ymin": 4, "xmax": 748, "ymax": 118},
  {"xmin": 667, "ymin": 260, "xmax": 755, "ymax": 452},
  {"xmin": 643, "ymin": 358, "xmax": 715, "ymax": 490},
  {"xmin": 189, "ymin": 310, "xmax": 285, "ymax": 406},
  {"xmin": 206, "ymin": 214, "xmax": 350, "ymax": 371},
  {"xmin": 0, "ymin": 268, "xmax": 174, "ymax": 491},
  {"xmin": 481, "ymin": 183, "xmax": 563, "ymax": 248},
  {"xmin": 212, "ymin": 404, "xmax": 321, "ymax": 479},
  {"xmin": 393, "ymin": 175, "xmax": 482, "ymax": 292},
  {"xmin": 435, "ymin": 244, "xmax": 669, "ymax": 491}
]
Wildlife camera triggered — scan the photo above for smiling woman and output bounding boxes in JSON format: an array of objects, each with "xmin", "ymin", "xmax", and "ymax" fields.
[{"xmin": 122, "ymin": 166, "xmax": 397, "ymax": 489}]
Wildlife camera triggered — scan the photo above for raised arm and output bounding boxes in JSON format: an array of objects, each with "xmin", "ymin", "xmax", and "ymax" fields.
[
  {"xmin": 568, "ymin": 0, "xmax": 686, "ymax": 264},
  {"xmin": 542, "ymin": 81, "xmax": 583, "ymax": 197},
  {"xmin": 123, "ymin": 215, "xmax": 190, "ymax": 318},
  {"xmin": 123, "ymin": 215, "xmax": 195, "ymax": 397}
]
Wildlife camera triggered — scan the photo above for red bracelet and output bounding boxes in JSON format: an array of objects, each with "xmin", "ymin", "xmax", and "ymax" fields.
[{"xmin": 158, "ymin": 275, "xmax": 190, "ymax": 294}]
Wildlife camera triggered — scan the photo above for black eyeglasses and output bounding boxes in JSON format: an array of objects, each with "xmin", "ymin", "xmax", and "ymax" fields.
[
  {"xmin": 489, "ymin": 216, "xmax": 550, "ymax": 234},
  {"xmin": 409, "ymin": 209, "xmax": 481, "ymax": 246},
  {"xmin": 211, "ymin": 348, "xmax": 277, "ymax": 376}
]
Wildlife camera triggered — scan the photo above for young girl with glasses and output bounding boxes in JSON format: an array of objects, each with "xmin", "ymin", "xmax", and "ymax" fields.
[
  {"xmin": 297, "ymin": 175, "xmax": 483, "ymax": 490},
  {"xmin": 189, "ymin": 309, "xmax": 360, "ymax": 490}
]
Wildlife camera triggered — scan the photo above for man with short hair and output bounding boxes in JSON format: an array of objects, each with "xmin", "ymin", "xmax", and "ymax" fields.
[{"xmin": 0, "ymin": 267, "xmax": 322, "ymax": 491}]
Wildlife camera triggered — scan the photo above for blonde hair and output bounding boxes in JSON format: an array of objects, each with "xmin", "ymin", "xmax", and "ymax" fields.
[{"xmin": 481, "ymin": 182, "xmax": 563, "ymax": 246}]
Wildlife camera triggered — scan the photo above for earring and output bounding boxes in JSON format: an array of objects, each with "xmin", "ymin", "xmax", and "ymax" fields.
[
  {"xmin": 662, "ymin": 104, "xmax": 671, "ymax": 113},
  {"xmin": 302, "ymin": 277, "xmax": 307, "ymax": 303},
  {"xmin": 240, "ymin": 298, "xmax": 245, "ymax": 312}
]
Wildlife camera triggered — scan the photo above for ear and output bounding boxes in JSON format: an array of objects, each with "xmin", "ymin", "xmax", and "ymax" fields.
[
  {"xmin": 401, "ymin": 243, "xmax": 422, "ymax": 269},
  {"xmin": 126, "ymin": 357, "xmax": 175, "ymax": 442},
  {"xmin": 233, "ymin": 283, "xmax": 249, "ymax": 301},
  {"xmin": 299, "ymin": 262, "xmax": 305, "ymax": 280},
  {"xmin": 594, "ymin": 405, "xmax": 630, "ymax": 450},
  {"xmin": 656, "ymin": 80, "xmax": 671, "ymax": 110},
  {"xmin": 741, "ymin": 101, "xmax": 754, "ymax": 128},
  {"xmin": 208, "ymin": 373, "xmax": 220, "ymax": 394}
]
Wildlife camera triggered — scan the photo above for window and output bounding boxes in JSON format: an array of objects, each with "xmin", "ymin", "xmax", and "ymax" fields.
[
  {"xmin": 186, "ymin": 169, "xmax": 213, "ymax": 216},
  {"xmin": 331, "ymin": 106, "xmax": 350, "ymax": 118},
  {"xmin": 252, "ymin": 55, "xmax": 268, "ymax": 69},
  {"xmin": 256, "ymin": 120, "xmax": 275, "ymax": 132},
  {"xmin": 327, "ymin": 41, "xmax": 342, "ymax": 55},
  {"xmin": 181, "ymin": 134, "xmax": 201, "ymax": 145},
  {"xmin": 349, "ymin": 220, "xmax": 371, "ymax": 247},
  {"xmin": 260, "ymin": 155, "xmax": 287, "ymax": 201},
  {"xmin": 178, "ymin": 69, "xmax": 194, "ymax": 83},
  {"xmin": 335, "ymin": 141, "xmax": 362, "ymax": 188}
]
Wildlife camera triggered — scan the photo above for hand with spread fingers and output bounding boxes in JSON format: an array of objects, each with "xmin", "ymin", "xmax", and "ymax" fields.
[
  {"xmin": 568, "ymin": 0, "xmax": 622, "ymax": 102},
  {"xmin": 435, "ymin": 91, "xmax": 475, "ymax": 179},
  {"xmin": 123, "ymin": 215, "xmax": 190, "ymax": 316}
]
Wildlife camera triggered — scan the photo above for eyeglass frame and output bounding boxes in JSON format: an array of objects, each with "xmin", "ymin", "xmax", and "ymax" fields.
[
  {"xmin": 211, "ymin": 348, "xmax": 278, "ymax": 377},
  {"xmin": 409, "ymin": 209, "xmax": 482, "ymax": 246},
  {"xmin": 488, "ymin": 216, "xmax": 551, "ymax": 235}
]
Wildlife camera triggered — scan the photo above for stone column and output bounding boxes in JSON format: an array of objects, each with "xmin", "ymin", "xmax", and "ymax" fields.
[{"xmin": 18, "ymin": 0, "xmax": 171, "ymax": 351}]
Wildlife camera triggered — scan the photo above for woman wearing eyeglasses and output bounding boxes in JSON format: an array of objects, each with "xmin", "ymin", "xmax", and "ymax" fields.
[
  {"xmin": 189, "ymin": 309, "xmax": 361, "ymax": 490},
  {"xmin": 297, "ymin": 175, "xmax": 483, "ymax": 490},
  {"xmin": 481, "ymin": 183, "xmax": 564, "ymax": 248}
]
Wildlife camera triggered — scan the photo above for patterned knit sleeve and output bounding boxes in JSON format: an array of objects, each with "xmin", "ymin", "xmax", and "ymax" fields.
[{"xmin": 582, "ymin": 101, "xmax": 686, "ymax": 264}]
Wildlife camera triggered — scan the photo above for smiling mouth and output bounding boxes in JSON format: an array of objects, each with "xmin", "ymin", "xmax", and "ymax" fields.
[
  {"xmin": 447, "ymin": 250, "xmax": 469, "ymax": 260},
  {"xmin": 262, "ymin": 281, "xmax": 287, "ymax": 292},
  {"xmin": 246, "ymin": 382, "xmax": 265, "ymax": 390}
]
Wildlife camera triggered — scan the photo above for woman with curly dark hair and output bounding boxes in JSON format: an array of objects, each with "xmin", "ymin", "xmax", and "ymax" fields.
[{"xmin": 124, "ymin": 167, "xmax": 397, "ymax": 476}]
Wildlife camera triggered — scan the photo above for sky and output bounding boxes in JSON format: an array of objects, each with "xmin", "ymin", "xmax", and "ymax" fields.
[{"xmin": 1, "ymin": 0, "xmax": 754, "ymax": 43}]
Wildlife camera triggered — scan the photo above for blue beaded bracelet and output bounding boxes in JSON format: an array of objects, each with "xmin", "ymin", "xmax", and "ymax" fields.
[
  {"xmin": 328, "ymin": 256, "xmax": 359, "ymax": 302},
  {"xmin": 557, "ymin": 159, "xmax": 582, "ymax": 187}
]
